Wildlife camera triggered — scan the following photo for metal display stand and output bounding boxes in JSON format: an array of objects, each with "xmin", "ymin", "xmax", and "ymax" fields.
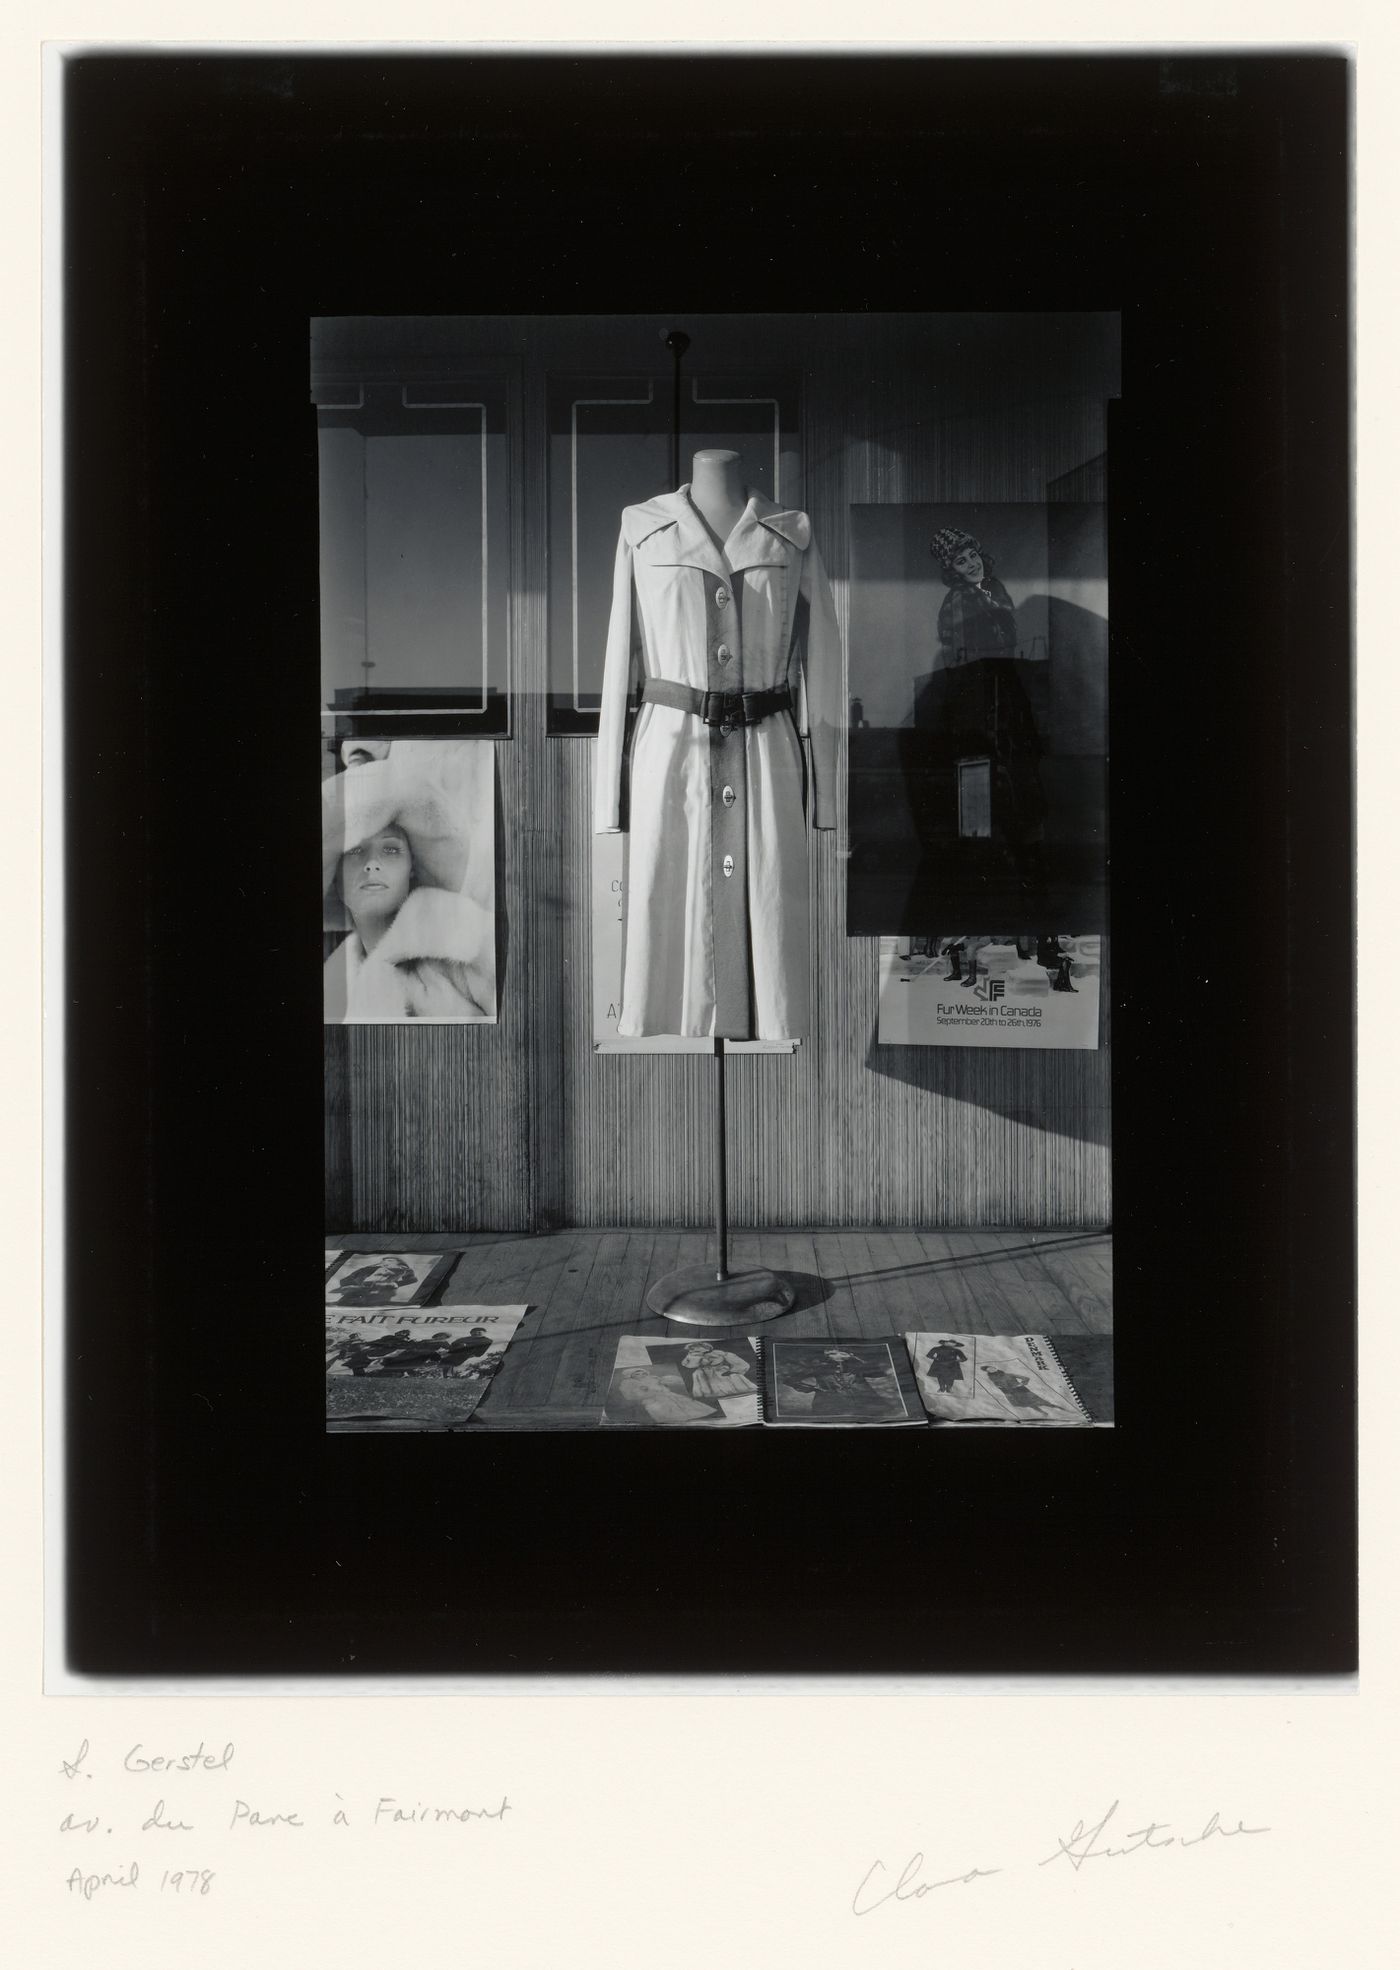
[
  {"xmin": 645, "ymin": 1038, "xmax": 796, "ymax": 1325},
  {"xmin": 641, "ymin": 331, "xmax": 797, "ymax": 1328}
]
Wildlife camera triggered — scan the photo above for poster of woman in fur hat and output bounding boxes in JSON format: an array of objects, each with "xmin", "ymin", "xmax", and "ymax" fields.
[{"xmin": 321, "ymin": 735, "xmax": 497, "ymax": 1023}]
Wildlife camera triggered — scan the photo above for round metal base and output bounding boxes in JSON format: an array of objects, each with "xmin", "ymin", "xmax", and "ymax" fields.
[{"xmin": 645, "ymin": 1262, "xmax": 796, "ymax": 1327}]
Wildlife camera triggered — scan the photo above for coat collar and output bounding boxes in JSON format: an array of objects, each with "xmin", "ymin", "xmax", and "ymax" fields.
[{"xmin": 622, "ymin": 485, "xmax": 811, "ymax": 577}]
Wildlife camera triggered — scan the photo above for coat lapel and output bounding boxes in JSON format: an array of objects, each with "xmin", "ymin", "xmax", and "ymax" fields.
[
  {"xmin": 726, "ymin": 492, "xmax": 811, "ymax": 573},
  {"xmin": 623, "ymin": 486, "xmax": 813, "ymax": 580},
  {"xmin": 622, "ymin": 487, "xmax": 729, "ymax": 581}
]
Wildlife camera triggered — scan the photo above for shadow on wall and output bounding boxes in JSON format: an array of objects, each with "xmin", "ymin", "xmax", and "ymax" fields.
[
  {"xmin": 861, "ymin": 1033, "xmax": 1111, "ymax": 1151},
  {"xmin": 862, "ymin": 921, "xmax": 1111, "ymax": 1156}
]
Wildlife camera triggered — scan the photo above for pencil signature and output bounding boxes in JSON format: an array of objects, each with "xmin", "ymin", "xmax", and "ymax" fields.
[
  {"xmin": 852, "ymin": 1802, "xmax": 1271, "ymax": 1915},
  {"xmin": 1039, "ymin": 1800, "xmax": 1271, "ymax": 1871}
]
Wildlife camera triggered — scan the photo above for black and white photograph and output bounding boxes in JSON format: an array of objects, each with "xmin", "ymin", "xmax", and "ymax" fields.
[
  {"xmin": 54, "ymin": 37, "xmax": 1354, "ymax": 1732},
  {"xmin": 313, "ymin": 310, "xmax": 1118, "ymax": 1425},
  {"xmin": 321, "ymin": 732, "xmax": 497, "ymax": 1024},
  {"xmin": 34, "ymin": 34, "xmax": 1367, "ymax": 1970}
]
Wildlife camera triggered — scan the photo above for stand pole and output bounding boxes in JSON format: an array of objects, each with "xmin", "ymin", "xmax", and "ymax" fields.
[
  {"xmin": 714, "ymin": 1038, "xmax": 729, "ymax": 1281},
  {"xmin": 664, "ymin": 329, "xmax": 690, "ymax": 489},
  {"xmin": 644, "ymin": 1031, "xmax": 795, "ymax": 1326}
]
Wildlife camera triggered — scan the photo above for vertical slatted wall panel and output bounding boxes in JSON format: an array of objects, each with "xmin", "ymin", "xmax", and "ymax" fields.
[{"xmin": 327, "ymin": 315, "xmax": 1113, "ymax": 1231}]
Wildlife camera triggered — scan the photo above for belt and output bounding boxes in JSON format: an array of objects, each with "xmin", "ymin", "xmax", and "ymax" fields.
[{"xmin": 640, "ymin": 678, "xmax": 793, "ymax": 732}]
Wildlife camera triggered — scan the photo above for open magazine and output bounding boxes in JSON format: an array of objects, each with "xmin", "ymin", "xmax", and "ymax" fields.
[
  {"xmin": 904, "ymin": 1332, "xmax": 1092, "ymax": 1424},
  {"xmin": 326, "ymin": 1305, "xmax": 526, "ymax": 1432},
  {"xmin": 602, "ymin": 1335, "xmax": 763, "ymax": 1427}
]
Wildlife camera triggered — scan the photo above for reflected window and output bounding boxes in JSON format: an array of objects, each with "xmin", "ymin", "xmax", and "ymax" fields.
[{"xmin": 315, "ymin": 375, "xmax": 511, "ymax": 738}]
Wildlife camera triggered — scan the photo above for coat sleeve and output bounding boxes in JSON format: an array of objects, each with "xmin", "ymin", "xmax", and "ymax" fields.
[
  {"xmin": 798, "ymin": 535, "xmax": 844, "ymax": 831},
  {"xmin": 594, "ymin": 527, "xmax": 639, "ymax": 834}
]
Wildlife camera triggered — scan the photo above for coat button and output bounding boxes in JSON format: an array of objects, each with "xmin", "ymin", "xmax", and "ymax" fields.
[
  {"xmin": 721, "ymin": 785, "xmax": 736, "ymax": 807},
  {"xmin": 722, "ymin": 854, "xmax": 735, "ymax": 877},
  {"xmin": 716, "ymin": 644, "xmax": 732, "ymax": 663},
  {"xmin": 715, "ymin": 587, "xmax": 730, "ymax": 608}
]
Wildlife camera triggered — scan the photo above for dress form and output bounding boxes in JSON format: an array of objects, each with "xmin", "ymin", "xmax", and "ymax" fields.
[
  {"xmin": 645, "ymin": 445, "xmax": 797, "ymax": 1327},
  {"xmin": 688, "ymin": 449, "xmax": 747, "ymax": 545}
]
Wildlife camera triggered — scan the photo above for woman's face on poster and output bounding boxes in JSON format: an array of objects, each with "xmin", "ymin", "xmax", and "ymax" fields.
[
  {"xmin": 952, "ymin": 545, "xmax": 984, "ymax": 583},
  {"xmin": 341, "ymin": 826, "xmax": 413, "ymax": 920}
]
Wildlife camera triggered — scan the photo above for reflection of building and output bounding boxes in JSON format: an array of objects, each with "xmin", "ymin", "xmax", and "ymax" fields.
[{"xmin": 324, "ymin": 684, "xmax": 507, "ymax": 741}]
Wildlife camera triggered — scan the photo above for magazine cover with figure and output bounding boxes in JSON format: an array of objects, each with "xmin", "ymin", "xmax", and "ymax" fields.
[
  {"xmin": 324, "ymin": 1249, "xmax": 457, "ymax": 1307},
  {"xmin": 602, "ymin": 1335, "xmax": 763, "ymax": 1428},
  {"xmin": 904, "ymin": 1332, "xmax": 1092, "ymax": 1425},
  {"xmin": 763, "ymin": 1340, "xmax": 926, "ymax": 1427},
  {"xmin": 326, "ymin": 1305, "xmax": 527, "ymax": 1432}
]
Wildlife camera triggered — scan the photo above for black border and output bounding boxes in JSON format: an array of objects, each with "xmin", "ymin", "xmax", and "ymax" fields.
[{"xmin": 64, "ymin": 52, "xmax": 1354, "ymax": 1676}]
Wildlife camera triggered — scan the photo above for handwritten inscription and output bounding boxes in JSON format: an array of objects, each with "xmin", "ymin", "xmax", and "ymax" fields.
[
  {"xmin": 374, "ymin": 1797, "xmax": 511, "ymax": 1826},
  {"xmin": 66, "ymin": 1863, "xmax": 140, "ymax": 1901},
  {"xmin": 853, "ymin": 1802, "xmax": 1271, "ymax": 1915},
  {"xmin": 125, "ymin": 1741, "xmax": 235, "ymax": 1775},
  {"xmin": 54, "ymin": 1739, "xmax": 513, "ymax": 1903}
]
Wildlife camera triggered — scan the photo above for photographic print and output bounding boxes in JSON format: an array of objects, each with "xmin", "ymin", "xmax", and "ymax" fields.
[
  {"xmin": 321, "ymin": 733, "xmax": 497, "ymax": 1024},
  {"xmin": 763, "ymin": 1340, "xmax": 925, "ymax": 1427},
  {"xmin": 325, "ymin": 1304, "xmax": 527, "ymax": 1433},
  {"xmin": 905, "ymin": 1331, "xmax": 1094, "ymax": 1425},
  {"xmin": 601, "ymin": 1334, "xmax": 762, "ymax": 1427},
  {"xmin": 57, "ymin": 42, "xmax": 1354, "ymax": 1706},
  {"xmin": 322, "ymin": 1249, "xmax": 457, "ymax": 1308},
  {"xmin": 877, "ymin": 931, "xmax": 1102, "ymax": 1048}
]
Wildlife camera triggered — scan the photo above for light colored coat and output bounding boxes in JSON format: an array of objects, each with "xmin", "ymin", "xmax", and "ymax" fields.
[{"xmin": 594, "ymin": 486, "xmax": 843, "ymax": 1040}]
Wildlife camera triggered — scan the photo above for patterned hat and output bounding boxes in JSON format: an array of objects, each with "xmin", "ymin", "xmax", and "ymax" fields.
[{"xmin": 930, "ymin": 525, "xmax": 982, "ymax": 570}]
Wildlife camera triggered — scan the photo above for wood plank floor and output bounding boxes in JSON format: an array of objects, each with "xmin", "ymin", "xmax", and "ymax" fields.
[{"xmin": 328, "ymin": 1227, "xmax": 1113, "ymax": 1429}]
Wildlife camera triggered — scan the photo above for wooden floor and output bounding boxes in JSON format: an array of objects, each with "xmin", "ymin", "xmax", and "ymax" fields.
[{"xmin": 329, "ymin": 1227, "xmax": 1114, "ymax": 1429}]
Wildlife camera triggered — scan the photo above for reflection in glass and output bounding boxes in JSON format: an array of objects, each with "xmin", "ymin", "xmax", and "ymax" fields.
[{"xmin": 316, "ymin": 381, "xmax": 509, "ymax": 735}]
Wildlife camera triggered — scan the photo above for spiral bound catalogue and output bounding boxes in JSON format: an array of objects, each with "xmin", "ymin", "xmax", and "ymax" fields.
[{"xmin": 904, "ymin": 1332, "xmax": 1094, "ymax": 1425}]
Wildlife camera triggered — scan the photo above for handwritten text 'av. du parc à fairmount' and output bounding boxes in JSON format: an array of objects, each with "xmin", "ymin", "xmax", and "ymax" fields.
[{"xmin": 55, "ymin": 1737, "xmax": 510, "ymax": 1901}]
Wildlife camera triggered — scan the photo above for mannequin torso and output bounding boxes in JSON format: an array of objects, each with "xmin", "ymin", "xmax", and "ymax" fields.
[{"xmin": 687, "ymin": 448, "xmax": 747, "ymax": 548}]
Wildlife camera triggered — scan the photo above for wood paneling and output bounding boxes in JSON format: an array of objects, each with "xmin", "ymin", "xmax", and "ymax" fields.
[{"xmin": 322, "ymin": 315, "xmax": 1115, "ymax": 1231}]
